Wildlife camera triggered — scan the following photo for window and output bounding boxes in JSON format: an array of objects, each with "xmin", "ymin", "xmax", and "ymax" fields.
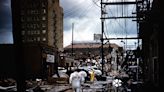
[
  {"xmin": 42, "ymin": 9, "xmax": 46, "ymax": 14},
  {"xmin": 21, "ymin": 17, "xmax": 25, "ymax": 22},
  {"xmin": 21, "ymin": 31, "xmax": 25, "ymax": 35},
  {"xmin": 42, "ymin": 16, "xmax": 46, "ymax": 20},
  {"xmin": 33, "ymin": 37, "xmax": 37, "ymax": 41},
  {"xmin": 35, "ymin": 16, "xmax": 40, "ymax": 21},
  {"xmin": 42, "ymin": 23, "xmax": 46, "ymax": 28},
  {"xmin": 36, "ymin": 24, "xmax": 40, "ymax": 28},
  {"xmin": 54, "ymin": 19, "xmax": 57, "ymax": 25},
  {"xmin": 33, "ymin": 24, "xmax": 40, "ymax": 29},
  {"xmin": 53, "ymin": 11, "xmax": 56, "ymax": 18},
  {"xmin": 34, "ymin": 10, "xmax": 39, "ymax": 14},
  {"xmin": 37, "ymin": 30, "xmax": 40, "ymax": 34},
  {"xmin": 37, "ymin": 37, "xmax": 40, "ymax": 41},
  {"xmin": 42, "ymin": 37, "xmax": 46, "ymax": 41},
  {"xmin": 42, "ymin": 30, "xmax": 46, "ymax": 34},
  {"xmin": 31, "ymin": 10, "xmax": 35, "ymax": 14},
  {"xmin": 42, "ymin": 2, "xmax": 46, "ymax": 7}
]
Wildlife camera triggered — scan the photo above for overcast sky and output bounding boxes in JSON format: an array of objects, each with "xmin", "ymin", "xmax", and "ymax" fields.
[
  {"xmin": 0, "ymin": 0, "xmax": 139, "ymax": 49},
  {"xmin": 60, "ymin": 0, "xmax": 138, "ymax": 48},
  {"xmin": 0, "ymin": 0, "xmax": 13, "ymax": 44}
]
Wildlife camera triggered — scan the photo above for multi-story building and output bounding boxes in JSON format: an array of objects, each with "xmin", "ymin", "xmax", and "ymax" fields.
[
  {"xmin": 11, "ymin": 0, "xmax": 63, "ymax": 48},
  {"xmin": 11, "ymin": 0, "xmax": 63, "ymax": 79}
]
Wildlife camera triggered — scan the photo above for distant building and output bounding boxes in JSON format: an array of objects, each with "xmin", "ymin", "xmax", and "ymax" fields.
[{"xmin": 64, "ymin": 41, "xmax": 123, "ymax": 60}]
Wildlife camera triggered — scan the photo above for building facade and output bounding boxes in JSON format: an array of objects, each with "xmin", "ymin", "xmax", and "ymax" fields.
[
  {"xmin": 12, "ymin": 0, "xmax": 63, "ymax": 48},
  {"xmin": 139, "ymin": 0, "xmax": 161, "ymax": 90},
  {"xmin": 11, "ymin": 0, "xmax": 63, "ymax": 79},
  {"xmin": 64, "ymin": 41, "xmax": 123, "ymax": 60}
]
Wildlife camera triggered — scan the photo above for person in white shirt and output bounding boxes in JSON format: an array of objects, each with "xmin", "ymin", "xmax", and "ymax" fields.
[{"xmin": 69, "ymin": 71, "xmax": 87, "ymax": 92}]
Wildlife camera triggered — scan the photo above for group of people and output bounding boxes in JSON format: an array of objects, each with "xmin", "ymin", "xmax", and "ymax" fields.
[{"xmin": 69, "ymin": 69, "xmax": 96, "ymax": 92}]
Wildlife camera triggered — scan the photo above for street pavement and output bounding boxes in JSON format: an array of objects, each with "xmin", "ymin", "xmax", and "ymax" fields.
[{"xmin": 45, "ymin": 84, "xmax": 72, "ymax": 92}]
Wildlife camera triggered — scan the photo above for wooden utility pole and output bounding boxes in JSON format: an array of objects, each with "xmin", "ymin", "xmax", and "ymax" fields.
[
  {"xmin": 101, "ymin": 0, "xmax": 104, "ymax": 75},
  {"xmin": 72, "ymin": 23, "xmax": 74, "ymax": 58}
]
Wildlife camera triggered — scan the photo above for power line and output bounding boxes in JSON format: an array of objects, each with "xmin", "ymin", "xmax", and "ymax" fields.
[
  {"xmin": 106, "ymin": 6, "xmax": 129, "ymax": 36},
  {"xmin": 92, "ymin": 0, "xmax": 101, "ymax": 8},
  {"xmin": 64, "ymin": 1, "xmax": 91, "ymax": 18}
]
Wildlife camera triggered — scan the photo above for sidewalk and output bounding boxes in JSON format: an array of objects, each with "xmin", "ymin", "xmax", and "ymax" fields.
[{"xmin": 46, "ymin": 84, "xmax": 72, "ymax": 92}]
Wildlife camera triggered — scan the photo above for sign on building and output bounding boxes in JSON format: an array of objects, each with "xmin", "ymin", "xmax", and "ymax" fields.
[
  {"xmin": 94, "ymin": 34, "xmax": 102, "ymax": 41},
  {"xmin": 46, "ymin": 54, "xmax": 55, "ymax": 63}
]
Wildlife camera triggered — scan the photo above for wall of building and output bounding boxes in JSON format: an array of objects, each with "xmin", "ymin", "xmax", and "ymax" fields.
[
  {"xmin": 139, "ymin": 0, "xmax": 161, "ymax": 89},
  {"xmin": 11, "ymin": 0, "xmax": 63, "ymax": 78},
  {"xmin": 64, "ymin": 42, "xmax": 122, "ymax": 60},
  {"xmin": 48, "ymin": 0, "xmax": 63, "ymax": 49},
  {"xmin": 0, "ymin": 44, "xmax": 16, "ymax": 79},
  {"xmin": 54, "ymin": 1, "xmax": 63, "ymax": 49},
  {"xmin": 48, "ymin": 0, "xmax": 56, "ymax": 47}
]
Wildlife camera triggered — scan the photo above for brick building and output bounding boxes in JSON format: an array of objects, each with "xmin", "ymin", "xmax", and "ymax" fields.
[
  {"xmin": 11, "ymin": 0, "xmax": 63, "ymax": 80},
  {"xmin": 64, "ymin": 41, "xmax": 123, "ymax": 60}
]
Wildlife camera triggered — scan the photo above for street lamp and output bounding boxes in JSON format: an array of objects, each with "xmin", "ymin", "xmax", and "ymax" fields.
[
  {"xmin": 120, "ymin": 40, "xmax": 125, "ymax": 50},
  {"xmin": 120, "ymin": 41, "xmax": 126, "ymax": 61}
]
